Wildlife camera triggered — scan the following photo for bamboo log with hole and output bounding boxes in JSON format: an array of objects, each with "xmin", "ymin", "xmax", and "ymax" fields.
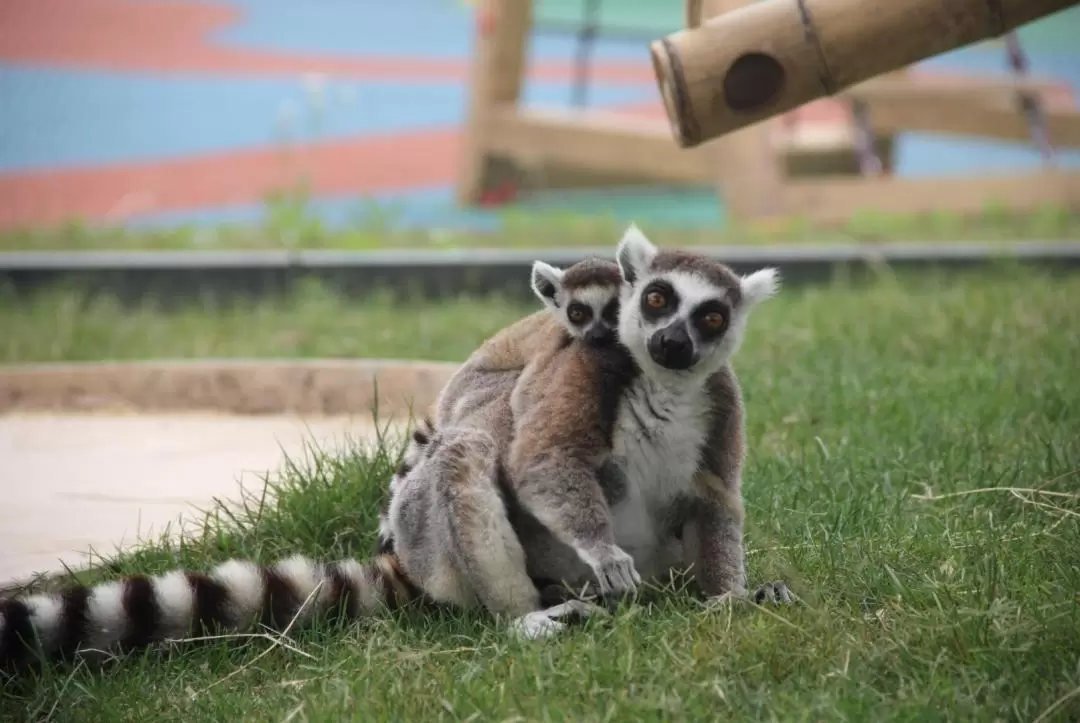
[{"xmin": 651, "ymin": 0, "xmax": 1080, "ymax": 148}]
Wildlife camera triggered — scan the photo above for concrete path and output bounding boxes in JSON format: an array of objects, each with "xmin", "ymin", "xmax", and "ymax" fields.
[{"xmin": 0, "ymin": 413, "xmax": 396, "ymax": 585}]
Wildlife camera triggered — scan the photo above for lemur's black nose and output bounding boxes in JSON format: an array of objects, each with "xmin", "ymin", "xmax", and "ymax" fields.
[
  {"xmin": 584, "ymin": 325, "xmax": 614, "ymax": 346},
  {"xmin": 648, "ymin": 324, "xmax": 695, "ymax": 370}
]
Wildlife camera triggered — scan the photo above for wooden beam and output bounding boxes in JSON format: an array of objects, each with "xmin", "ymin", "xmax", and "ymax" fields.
[
  {"xmin": 842, "ymin": 74, "xmax": 1065, "ymax": 104},
  {"xmin": 780, "ymin": 172, "xmax": 1080, "ymax": 224},
  {"xmin": 486, "ymin": 107, "xmax": 706, "ymax": 184},
  {"xmin": 865, "ymin": 97, "xmax": 1080, "ymax": 148},
  {"xmin": 455, "ymin": 0, "xmax": 534, "ymax": 205},
  {"xmin": 485, "ymin": 105, "xmax": 873, "ymax": 186}
]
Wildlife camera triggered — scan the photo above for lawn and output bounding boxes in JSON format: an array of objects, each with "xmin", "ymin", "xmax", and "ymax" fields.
[
  {"xmin": 2, "ymin": 268, "xmax": 1079, "ymax": 721},
  {"xmin": 1, "ymin": 202, "xmax": 1078, "ymax": 253}
]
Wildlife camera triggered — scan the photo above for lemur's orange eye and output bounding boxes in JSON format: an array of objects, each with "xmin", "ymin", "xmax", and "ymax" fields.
[
  {"xmin": 567, "ymin": 303, "xmax": 590, "ymax": 324},
  {"xmin": 702, "ymin": 312, "xmax": 725, "ymax": 330},
  {"xmin": 646, "ymin": 291, "xmax": 666, "ymax": 309}
]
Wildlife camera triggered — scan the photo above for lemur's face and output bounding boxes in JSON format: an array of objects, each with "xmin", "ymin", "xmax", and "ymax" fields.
[
  {"xmin": 531, "ymin": 258, "xmax": 624, "ymax": 346},
  {"xmin": 633, "ymin": 274, "xmax": 733, "ymax": 371},
  {"xmin": 561, "ymin": 285, "xmax": 620, "ymax": 346},
  {"xmin": 614, "ymin": 225, "xmax": 779, "ymax": 377}
]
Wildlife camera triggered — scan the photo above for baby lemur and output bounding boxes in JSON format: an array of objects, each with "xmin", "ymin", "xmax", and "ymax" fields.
[
  {"xmin": 378, "ymin": 256, "xmax": 624, "ymax": 550},
  {"xmin": 378, "ymin": 255, "xmax": 636, "ymax": 633}
]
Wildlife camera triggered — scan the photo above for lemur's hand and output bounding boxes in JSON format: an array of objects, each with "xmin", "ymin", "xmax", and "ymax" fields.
[{"xmin": 581, "ymin": 544, "xmax": 641, "ymax": 596}]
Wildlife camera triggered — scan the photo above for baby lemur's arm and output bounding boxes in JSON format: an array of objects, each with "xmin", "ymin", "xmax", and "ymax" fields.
[{"xmin": 507, "ymin": 339, "xmax": 641, "ymax": 596}]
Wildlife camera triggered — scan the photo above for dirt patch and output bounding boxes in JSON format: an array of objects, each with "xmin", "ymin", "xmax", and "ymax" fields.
[{"xmin": 0, "ymin": 359, "xmax": 459, "ymax": 418}]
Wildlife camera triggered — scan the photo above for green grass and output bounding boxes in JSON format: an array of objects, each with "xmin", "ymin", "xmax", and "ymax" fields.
[
  {"xmin": 3, "ymin": 268, "xmax": 1080, "ymax": 721},
  {"xmin": 2, "ymin": 202, "xmax": 1078, "ymax": 253},
  {"xmin": 1, "ymin": 282, "xmax": 532, "ymax": 365}
]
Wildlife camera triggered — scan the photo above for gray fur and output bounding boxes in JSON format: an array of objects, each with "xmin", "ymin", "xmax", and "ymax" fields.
[
  {"xmin": 391, "ymin": 227, "xmax": 787, "ymax": 617},
  {"xmin": 604, "ymin": 226, "xmax": 781, "ymax": 600},
  {"xmin": 383, "ymin": 256, "xmax": 628, "ymax": 628},
  {"xmin": 387, "ymin": 228, "xmax": 789, "ymax": 629},
  {"xmin": 387, "ymin": 420, "xmax": 540, "ymax": 615},
  {"xmin": 505, "ymin": 226, "xmax": 785, "ymax": 604}
]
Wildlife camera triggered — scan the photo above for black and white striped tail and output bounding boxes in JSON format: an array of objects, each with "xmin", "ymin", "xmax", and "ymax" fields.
[{"xmin": 0, "ymin": 553, "xmax": 421, "ymax": 671}]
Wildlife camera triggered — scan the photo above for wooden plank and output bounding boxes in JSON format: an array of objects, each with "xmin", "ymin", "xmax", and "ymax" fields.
[
  {"xmin": 843, "ymin": 74, "xmax": 1065, "ymax": 104},
  {"xmin": 780, "ymin": 172, "xmax": 1080, "ymax": 224},
  {"xmin": 866, "ymin": 97, "xmax": 1080, "ymax": 147},
  {"xmin": 455, "ymin": 0, "xmax": 534, "ymax": 205},
  {"xmin": 485, "ymin": 106, "xmax": 871, "ymax": 186},
  {"xmin": 778, "ymin": 123, "xmax": 895, "ymax": 177},
  {"xmin": 486, "ymin": 107, "xmax": 707, "ymax": 184}
]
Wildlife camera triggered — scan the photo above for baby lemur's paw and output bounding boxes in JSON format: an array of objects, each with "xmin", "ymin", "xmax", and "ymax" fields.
[
  {"xmin": 582, "ymin": 544, "xmax": 641, "ymax": 596},
  {"xmin": 508, "ymin": 600, "xmax": 608, "ymax": 641},
  {"xmin": 752, "ymin": 580, "xmax": 796, "ymax": 605}
]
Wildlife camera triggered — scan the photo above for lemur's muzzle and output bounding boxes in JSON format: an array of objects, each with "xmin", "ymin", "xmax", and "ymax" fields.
[
  {"xmin": 584, "ymin": 324, "xmax": 615, "ymax": 346},
  {"xmin": 647, "ymin": 322, "xmax": 696, "ymax": 370}
]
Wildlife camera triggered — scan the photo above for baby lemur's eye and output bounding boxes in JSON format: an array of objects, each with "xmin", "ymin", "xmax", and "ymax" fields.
[
  {"xmin": 567, "ymin": 303, "xmax": 591, "ymax": 324},
  {"xmin": 646, "ymin": 291, "xmax": 666, "ymax": 309}
]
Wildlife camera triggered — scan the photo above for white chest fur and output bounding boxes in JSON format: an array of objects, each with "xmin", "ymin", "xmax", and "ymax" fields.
[{"xmin": 609, "ymin": 376, "xmax": 710, "ymax": 576}]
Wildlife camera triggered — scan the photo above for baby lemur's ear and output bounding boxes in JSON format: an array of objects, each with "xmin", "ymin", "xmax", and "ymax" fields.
[
  {"xmin": 740, "ymin": 268, "xmax": 780, "ymax": 309},
  {"xmin": 615, "ymin": 223, "xmax": 657, "ymax": 286},
  {"xmin": 530, "ymin": 261, "xmax": 565, "ymax": 309}
]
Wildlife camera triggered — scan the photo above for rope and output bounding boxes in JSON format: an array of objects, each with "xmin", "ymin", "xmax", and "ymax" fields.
[
  {"xmin": 1003, "ymin": 31, "xmax": 1056, "ymax": 167},
  {"xmin": 850, "ymin": 99, "xmax": 883, "ymax": 177},
  {"xmin": 570, "ymin": 0, "xmax": 602, "ymax": 108}
]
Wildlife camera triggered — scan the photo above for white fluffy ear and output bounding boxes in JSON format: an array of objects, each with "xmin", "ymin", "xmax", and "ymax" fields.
[
  {"xmin": 531, "ymin": 260, "xmax": 565, "ymax": 309},
  {"xmin": 740, "ymin": 267, "xmax": 780, "ymax": 308},
  {"xmin": 615, "ymin": 223, "xmax": 657, "ymax": 285}
]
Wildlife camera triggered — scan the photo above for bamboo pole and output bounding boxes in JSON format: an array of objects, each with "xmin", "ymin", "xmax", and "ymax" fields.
[
  {"xmin": 693, "ymin": 0, "xmax": 786, "ymax": 221},
  {"xmin": 651, "ymin": 0, "xmax": 1080, "ymax": 148}
]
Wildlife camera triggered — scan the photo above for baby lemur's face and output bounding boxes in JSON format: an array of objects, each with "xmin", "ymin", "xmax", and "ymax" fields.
[
  {"xmin": 614, "ymin": 225, "xmax": 779, "ymax": 377},
  {"xmin": 531, "ymin": 257, "xmax": 623, "ymax": 346}
]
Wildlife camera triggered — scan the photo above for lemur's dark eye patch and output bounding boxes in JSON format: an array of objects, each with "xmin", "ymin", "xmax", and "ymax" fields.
[
  {"xmin": 567, "ymin": 302, "xmax": 592, "ymax": 325},
  {"xmin": 692, "ymin": 300, "xmax": 730, "ymax": 338},
  {"xmin": 601, "ymin": 298, "xmax": 619, "ymax": 324},
  {"xmin": 640, "ymin": 281, "xmax": 677, "ymax": 319}
]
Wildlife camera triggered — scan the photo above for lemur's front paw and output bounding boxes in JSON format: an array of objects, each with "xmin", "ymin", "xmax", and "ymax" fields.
[
  {"xmin": 752, "ymin": 580, "xmax": 796, "ymax": 605},
  {"xmin": 582, "ymin": 544, "xmax": 641, "ymax": 596},
  {"xmin": 508, "ymin": 600, "xmax": 608, "ymax": 641}
]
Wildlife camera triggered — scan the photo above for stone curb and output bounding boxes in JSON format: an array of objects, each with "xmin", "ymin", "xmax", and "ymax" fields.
[
  {"xmin": 3, "ymin": 241, "xmax": 1078, "ymax": 305},
  {"xmin": 0, "ymin": 359, "xmax": 460, "ymax": 418}
]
